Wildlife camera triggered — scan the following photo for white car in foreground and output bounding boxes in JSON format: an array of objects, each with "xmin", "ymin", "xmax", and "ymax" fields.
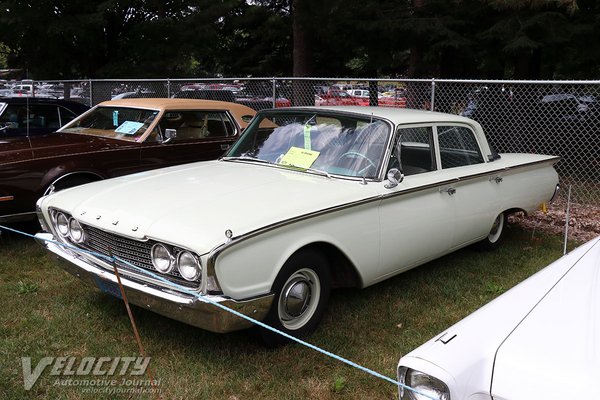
[
  {"xmin": 397, "ymin": 235, "xmax": 600, "ymax": 400},
  {"xmin": 35, "ymin": 106, "xmax": 559, "ymax": 345}
]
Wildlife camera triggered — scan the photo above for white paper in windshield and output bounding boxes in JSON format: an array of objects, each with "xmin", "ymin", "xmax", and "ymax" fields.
[{"xmin": 115, "ymin": 121, "xmax": 144, "ymax": 135}]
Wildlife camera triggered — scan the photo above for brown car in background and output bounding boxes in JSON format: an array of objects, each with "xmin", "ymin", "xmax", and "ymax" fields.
[{"xmin": 0, "ymin": 98, "xmax": 257, "ymax": 223}]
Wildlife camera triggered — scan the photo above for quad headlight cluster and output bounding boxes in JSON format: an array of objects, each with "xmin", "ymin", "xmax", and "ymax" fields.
[
  {"xmin": 49, "ymin": 208, "xmax": 202, "ymax": 284},
  {"xmin": 51, "ymin": 210, "xmax": 86, "ymax": 244},
  {"xmin": 151, "ymin": 243, "xmax": 202, "ymax": 282}
]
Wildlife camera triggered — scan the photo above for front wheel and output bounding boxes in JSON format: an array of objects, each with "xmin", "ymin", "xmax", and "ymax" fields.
[
  {"xmin": 475, "ymin": 212, "xmax": 507, "ymax": 251},
  {"xmin": 258, "ymin": 249, "xmax": 331, "ymax": 347}
]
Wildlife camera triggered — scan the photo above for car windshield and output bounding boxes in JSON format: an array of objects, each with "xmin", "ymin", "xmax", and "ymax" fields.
[
  {"xmin": 60, "ymin": 106, "xmax": 159, "ymax": 142},
  {"xmin": 225, "ymin": 110, "xmax": 391, "ymax": 179}
]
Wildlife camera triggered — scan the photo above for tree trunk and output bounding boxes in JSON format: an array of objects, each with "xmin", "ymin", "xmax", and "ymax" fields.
[{"xmin": 292, "ymin": 0, "xmax": 314, "ymax": 106}]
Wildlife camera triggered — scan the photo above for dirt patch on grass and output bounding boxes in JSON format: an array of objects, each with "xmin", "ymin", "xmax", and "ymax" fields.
[{"xmin": 510, "ymin": 199, "xmax": 600, "ymax": 243}]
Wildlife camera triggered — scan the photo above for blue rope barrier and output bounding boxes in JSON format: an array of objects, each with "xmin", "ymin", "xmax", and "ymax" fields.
[{"xmin": 1, "ymin": 224, "xmax": 437, "ymax": 400}]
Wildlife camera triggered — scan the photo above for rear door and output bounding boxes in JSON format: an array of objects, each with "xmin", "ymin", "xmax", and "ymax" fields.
[{"xmin": 434, "ymin": 124, "xmax": 501, "ymax": 248}]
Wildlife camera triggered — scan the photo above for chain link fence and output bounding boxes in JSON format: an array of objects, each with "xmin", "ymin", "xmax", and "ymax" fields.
[{"xmin": 7, "ymin": 77, "xmax": 599, "ymax": 205}]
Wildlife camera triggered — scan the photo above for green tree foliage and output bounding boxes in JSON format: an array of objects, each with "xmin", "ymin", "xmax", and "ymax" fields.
[{"xmin": 0, "ymin": 0, "xmax": 598, "ymax": 79}]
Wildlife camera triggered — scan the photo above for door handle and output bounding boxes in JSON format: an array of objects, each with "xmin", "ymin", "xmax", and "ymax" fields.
[
  {"xmin": 489, "ymin": 176, "xmax": 503, "ymax": 184},
  {"xmin": 440, "ymin": 187, "xmax": 456, "ymax": 196}
]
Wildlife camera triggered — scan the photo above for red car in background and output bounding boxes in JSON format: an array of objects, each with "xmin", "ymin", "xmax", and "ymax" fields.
[{"xmin": 318, "ymin": 90, "xmax": 359, "ymax": 106}]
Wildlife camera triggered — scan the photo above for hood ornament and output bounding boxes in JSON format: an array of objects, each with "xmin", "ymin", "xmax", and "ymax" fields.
[{"xmin": 225, "ymin": 229, "xmax": 233, "ymax": 241}]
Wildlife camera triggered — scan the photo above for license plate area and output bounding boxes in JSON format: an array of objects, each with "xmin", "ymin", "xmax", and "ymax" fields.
[{"xmin": 94, "ymin": 276, "xmax": 123, "ymax": 300}]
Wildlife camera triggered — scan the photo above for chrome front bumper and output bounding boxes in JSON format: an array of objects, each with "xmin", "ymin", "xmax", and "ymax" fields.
[{"xmin": 35, "ymin": 232, "xmax": 274, "ymax": 333}]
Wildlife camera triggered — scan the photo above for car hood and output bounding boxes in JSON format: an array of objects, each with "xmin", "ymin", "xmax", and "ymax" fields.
[
  {"xmin": 398, "ymin": 237, "xmax": 600, "ymax": 400},
  {"xmin": 42, "ymin": 160, "xmax": 378, "ymax": 255},
  {"xmin": 491, "ymin": 237, "xmax": 600, "ymax": 399},
  {"xmin": 0, "ymin": 133, "xmax": 132, "ymax": 164}
]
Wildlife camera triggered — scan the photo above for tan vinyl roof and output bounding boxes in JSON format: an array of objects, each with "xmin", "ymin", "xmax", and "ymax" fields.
[{"xmin": 98, "ymin": 98, "xmax": 257, "ymax": 128}]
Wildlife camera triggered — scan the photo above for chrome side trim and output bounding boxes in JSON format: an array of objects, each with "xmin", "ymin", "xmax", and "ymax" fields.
[
  {"xmin": 205, "ymin": 193, "xmax": 383, "ymax": 289},
  {"xmin": 206, "ymin": 156, "xmax": 561, "ymax": 280},
  {"xmin": 0, "ymin": 211, "xmax": 37, "ymax": 223}
]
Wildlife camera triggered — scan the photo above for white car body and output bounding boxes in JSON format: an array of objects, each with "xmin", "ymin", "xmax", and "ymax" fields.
[
  {"xmin": 397, "ymin": 236, "xmax": 600, "ymax": 400},
  {"xmin": 34, "ymin": 106, "xmax": 559, "ymax": 342}
]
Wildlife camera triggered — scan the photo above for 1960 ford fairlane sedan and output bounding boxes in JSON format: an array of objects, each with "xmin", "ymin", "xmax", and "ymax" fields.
[{"xmin": 34, "ymin": 106, "xmax": 559, "ymax": 345}]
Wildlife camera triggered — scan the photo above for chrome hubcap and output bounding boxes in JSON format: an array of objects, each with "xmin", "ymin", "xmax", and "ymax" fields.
[
  {"xmin": 488, "ymin": 213, "xmax": 504, "ymax": 243},
  {"xmin": 283, "ymin": 278, "xmax": 311, "ymax": 317},
  {"xmin": 278, "ymin": 268, "xmax": 320, "ymax": 330}
]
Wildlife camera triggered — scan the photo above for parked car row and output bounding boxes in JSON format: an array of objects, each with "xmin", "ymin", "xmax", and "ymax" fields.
[
  {"xmin": 4, "ymin": 96, "xmax": 586, "ymax": 398},
  {"xmin": 0, "ymin": 80, "xmax": 85, "ymax": 99},
  {"xmin": 316, "ymin": 89, "xmax": 407, "ymax": 107}
]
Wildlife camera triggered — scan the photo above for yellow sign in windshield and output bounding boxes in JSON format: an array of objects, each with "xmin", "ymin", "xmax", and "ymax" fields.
[{"xmin": 278, "ymin": 146, "xmax": 320, "ymax": 169}]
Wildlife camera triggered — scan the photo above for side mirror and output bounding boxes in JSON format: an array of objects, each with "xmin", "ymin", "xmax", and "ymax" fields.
[
  {"xmin": 385, "ymin": 168, "xmax": 404, "ymax": 189},
  {"xmin": 160, "ymin": 128, "xmax": 176, "ymax": 144}
]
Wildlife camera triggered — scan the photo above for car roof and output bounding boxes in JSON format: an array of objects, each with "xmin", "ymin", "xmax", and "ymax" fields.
[
  {"xmin": 97, "ymin": 98, "xmax": 257, "ymax": 128},
  {"xmin": 276, "ymin": 105, "xmax": 477, "ymax": 125},
  {"xmin": 101, "ymin": 98, "xmax": 252, "ymax": 112}
]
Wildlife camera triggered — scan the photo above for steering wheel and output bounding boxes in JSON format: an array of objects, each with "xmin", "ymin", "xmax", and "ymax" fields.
[{"xmin": 336, "ymin": 151, "xmax": 377, "ymax": 175}]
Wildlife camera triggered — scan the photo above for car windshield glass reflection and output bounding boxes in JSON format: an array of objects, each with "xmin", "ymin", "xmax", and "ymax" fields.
[
  {"xmin": 226, "ymin": 111, "xmax": 391, "ymax": 179},
  {"xmin": 60, "ymin": 106, "xmax": 158, "ymax": 142}
]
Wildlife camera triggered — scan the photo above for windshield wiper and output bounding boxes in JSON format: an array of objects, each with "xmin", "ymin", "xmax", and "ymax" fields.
[
  {"xmin": 304, "ymin": 167, "xmax": 333, "ymax": 179},
  {"xmin": 221, "ymin": 156, "xmax": 273, "ymax": 165}
]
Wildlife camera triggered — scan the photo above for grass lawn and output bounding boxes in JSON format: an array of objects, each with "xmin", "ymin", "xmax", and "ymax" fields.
[{"xmin": 0, "ymin": 224, "xmax": 572, "ymax": 399}]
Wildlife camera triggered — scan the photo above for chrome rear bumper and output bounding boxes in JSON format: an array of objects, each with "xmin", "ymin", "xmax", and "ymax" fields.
[{"xmin": 35, "ymin": 232, "xmax": 273, "ymax": 333}]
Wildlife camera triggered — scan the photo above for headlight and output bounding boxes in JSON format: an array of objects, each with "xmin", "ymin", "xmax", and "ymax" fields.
[
  {"xmin": 68, "ymin": 219, "xmax": 86, "ymax": 243},
  {"xmin": 177, "ymin": 251, "xmax": 201, "ymax": 281},
  {"xmin": 397, "ymin": 367, "xmax": 450, "ymax": 400},
  {"xmin": 55, "ymin": 212, "xmax": 70, "ymax": 238},
  {"xmin": 151, "ymin": 244, "xmax": 174, "ymax": 273}
]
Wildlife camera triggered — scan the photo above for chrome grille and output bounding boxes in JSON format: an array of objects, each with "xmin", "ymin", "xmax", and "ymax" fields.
[{"xmin": 80, "ymin": 225, "xmax": 198, "ymax": 288}]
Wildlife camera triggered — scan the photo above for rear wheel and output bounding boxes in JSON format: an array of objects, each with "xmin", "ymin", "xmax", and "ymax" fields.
[
  {"xmin": 476, "ymin": 212, "xmax": 506, "ymax": 251},
  {"xmin": 258, "ymin": 249, "xmax": 331, "ymax": 347}
]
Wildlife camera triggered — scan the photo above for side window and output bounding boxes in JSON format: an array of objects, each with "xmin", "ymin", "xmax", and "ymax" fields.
[
  {"xmin": 393, "ymin": 126, "xmax": 435, "ymax": 175},
  {"xmin": 158, "ymin": 111, "xmax": 235, "ymax": 141},
  {"xmin": 437, "ymin": 125, "xmax": 484, "ymax": 168},
  {"xmin": 0, "ymin": 104, "xmax": 60, "ymax": 129},
  {"xmin": 28, "ymin": 105, "xmax": 60, "ymax": 128},
  {"xmin": 0, "ymin": 105, "xmax": 27, "ymax": 128},
  {"xmin": 58, "ymin": 106, "xmax": 79, "ymax": 126}
]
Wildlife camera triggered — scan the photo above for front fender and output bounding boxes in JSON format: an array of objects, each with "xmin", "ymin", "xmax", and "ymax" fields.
[{"xmin": 211, "ymin": 202, "xmax": 379, "ymax": 300}]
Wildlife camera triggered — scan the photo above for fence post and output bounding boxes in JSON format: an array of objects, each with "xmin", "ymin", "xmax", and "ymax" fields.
[
  {"xmin": 430, "ymin": 79, "xmax": 435, "ymax": 111},
  {"xmin": 272, "ymin": 78, "xmax": 277, "ymax": 108},
  {"xmin": 167, "ymin": 79, "xmax": 171, "ymax": 98},
  {"xmin": 89, "ymin": 79, "xmax": 93, "ymax": 107}
]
